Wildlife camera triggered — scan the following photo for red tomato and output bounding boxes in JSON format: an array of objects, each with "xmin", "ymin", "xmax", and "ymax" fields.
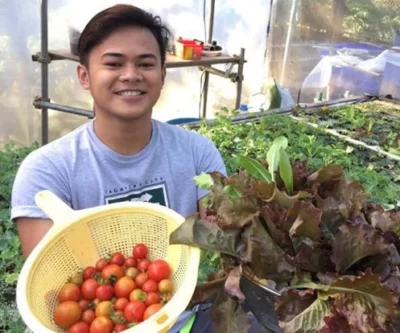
[
  {"xmin": 143, "ymin": 303, "xmax": 163, "ymax": 321},
  {"xmin": 95, "ymin": 301, "xmax": 114, "ymax": 317},
  {"xmin": 137, "ymin": 259, "xmax": 151, "ymax": 272},
  {"xmin": 145, "ymin": 292, "xmax": 160, "ymax": 306},
  {"xmin": 81, "ymin": 279, "xmax": 99, "ymax": 301},
  {"xmin": 68, "ymin": 321, "xmax": 90, "ymax": 333},
  {"xmin": 132, "ymin": 243, "xmax": 148, "ymax": 259},
  {"xmin": 134, "ymin": 273, "xmax": 148, "ymax": 288},
  {"xmin": 114, "ymin": 277, "xmax": 136, "ymax": 299},
  {"xmin": 102, "ymin": 264, "xmax": 124, "ymax": 281},
  {"xmin": 113, "ymin": 324, "xmax": 128, "ymax": 332},
  {"xmin": 96, "ymin": 285, "xmax": 115, "ymax": 301},
  {"xmin": 79, "ymin": 299, "xmax": 90, "ymax": 311},
  {"xmin": 124, "ymin": 257, "xmax": 137, "ymax": 268},
  {"xmin": 124, "ymin": 300, "xmax": 146, "ymax": 323},
  {"xmin": 83, "ymin": 266, "xmax": 97, "ymax": 280},
  {"xmin": 114, "ymin": 298, "xmax": 129, "ymax": 312},
  {"xmin": 147, "ymin": 260, "xmax": 171, "ymax": 282},
  {"xmin": 96, "ymin": 258, "xmax": 109, "ymax": 272},
  {"xmin": 89, "ymin": 316, "xmax": 113, "ymax": 333},
  {"xmin": 53, "ymin": 301, "xmax": 82, "ymax": 329},
  {"xmin": 110, "ymin": 252, "xmax": 125, "ymax": 266},
  {"xmin": 141, "ymin": 279, "xmax": 158, "ymax": 293},
  {"xmin": 59, "ymin": 283, "xmax": 81, "ymax": 302},
  {"xmin": 82, "ymin": 309, "xmax": 95, "ymax": 325}
]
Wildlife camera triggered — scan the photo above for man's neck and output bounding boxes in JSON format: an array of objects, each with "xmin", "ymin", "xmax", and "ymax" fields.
[{"xmin": 93, "ymin": 115, "xmax": 153, "ymax": 156}]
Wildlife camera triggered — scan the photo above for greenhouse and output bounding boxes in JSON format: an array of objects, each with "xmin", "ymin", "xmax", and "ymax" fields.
[{"xmin": 1, "ymin": 0, "xmax": 400, "ymax": 332}]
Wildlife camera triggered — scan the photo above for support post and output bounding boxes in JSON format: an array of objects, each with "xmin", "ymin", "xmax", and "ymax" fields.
[
  {"xmin": 41, "ymin": 0, "xmax": 49, "ymax": 145},
  {"xmin": 235, "ymin": 48, "xmax": 245, "ymax": 109},
  {"xmin": 201, "ymin": 0, "xmax": 216, "ymax": 119}
]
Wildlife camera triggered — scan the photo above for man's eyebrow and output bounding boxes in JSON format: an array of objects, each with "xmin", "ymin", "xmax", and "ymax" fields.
[
  {"xmin": 101, "ymin": 52, "xmax": 124, "ymax": 59},
  {"xmin": 101, "ymin": 53, "xmax": 158, "ymax": 60},
  {"xmin": 137, "ymin": 53, "xmax": 157, "ymax": 60}
]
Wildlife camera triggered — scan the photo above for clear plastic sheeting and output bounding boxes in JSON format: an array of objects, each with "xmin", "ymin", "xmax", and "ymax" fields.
[
  {"xmin": 265, "ymin": 0, "xmax": 400, "ymax": 104},
  {"xmin": 0, "ymin": 0, "xmax": 271, "ymax": 147}
]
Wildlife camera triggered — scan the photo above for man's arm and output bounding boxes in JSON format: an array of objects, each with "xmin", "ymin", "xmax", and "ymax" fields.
[{"xmin": 16, "ymin": 218, "xmax": 53, "ymax": 259}]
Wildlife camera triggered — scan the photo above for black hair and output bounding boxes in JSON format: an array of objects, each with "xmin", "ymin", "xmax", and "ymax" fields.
[{"xmin": 78, "ymin": 4, "xmax": 172, "ymax": 67}]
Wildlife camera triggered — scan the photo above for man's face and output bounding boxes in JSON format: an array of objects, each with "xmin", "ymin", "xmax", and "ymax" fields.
[{"xmin": 77, "ymin": 26, "xmax": 166, "ymax": 122}]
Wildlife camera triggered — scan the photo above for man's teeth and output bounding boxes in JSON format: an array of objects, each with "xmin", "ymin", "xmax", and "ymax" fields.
[{"xmin": 118, "ymin": 91, "xmax": 143, "ymax": 96}]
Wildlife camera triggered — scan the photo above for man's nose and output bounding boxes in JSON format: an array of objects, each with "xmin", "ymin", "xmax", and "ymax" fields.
[{"xmin": 120, "ymin": 65, "xmax": 142, "ymax": 82}]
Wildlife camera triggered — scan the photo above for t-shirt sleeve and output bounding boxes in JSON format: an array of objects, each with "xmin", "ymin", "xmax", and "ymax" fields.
[
  {"xmin": 11, "ymin": 150, "xmax": 71, "ymax": 221},
  {"xmin": 194, "ymin": 135, "xmax": 227, "ymax": 200}
]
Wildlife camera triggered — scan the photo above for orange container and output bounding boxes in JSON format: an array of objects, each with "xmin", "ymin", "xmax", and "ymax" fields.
[{"xmin": 174, "ymin": 38, "xmax": 203, "ymax": 60}]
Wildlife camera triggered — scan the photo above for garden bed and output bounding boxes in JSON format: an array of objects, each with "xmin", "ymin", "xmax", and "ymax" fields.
[
  {"xmin": 293, "ymin": 100, "xmax": 400, "ymax": 156},
  {"xmin": 1, "ymin": 107, "xmax": 400, "ymax": 331}
]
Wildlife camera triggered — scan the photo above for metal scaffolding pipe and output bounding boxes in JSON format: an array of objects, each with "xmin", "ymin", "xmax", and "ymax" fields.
[
  {"xmin": 34, "ymin": 99, "xmax": 94, "ymax": 118},
  {"xmin": 41, "ymin": 0, "xmax": 49, "ymax": 145}
]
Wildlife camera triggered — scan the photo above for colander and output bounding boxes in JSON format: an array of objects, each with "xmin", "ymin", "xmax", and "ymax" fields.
[{"xmin": 16, "ymin": 190, "xmax": 200, "ymax": 333}]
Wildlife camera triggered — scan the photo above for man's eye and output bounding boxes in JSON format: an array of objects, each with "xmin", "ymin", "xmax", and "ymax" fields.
[
  {"xmin": 105, "ymin": 62, "xmax": 121, "ymax": 67},
  {"xmin": 140, "ymin": 63, "xmax": 154, "ymax": 68}
]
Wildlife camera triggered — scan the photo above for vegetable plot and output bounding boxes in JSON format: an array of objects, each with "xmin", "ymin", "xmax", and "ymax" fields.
[
  {"xmin": 170, "ymin": 136, "xmax": 400, "ymax": 333},
  {"xmin": 294, "ymin": 100, "xmax": 400, "ymax": 156}
]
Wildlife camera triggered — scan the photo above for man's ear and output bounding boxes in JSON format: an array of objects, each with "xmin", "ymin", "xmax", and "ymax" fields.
[{"xmin": 77, "ymin": 64, "xmax": 90, "ymax": 90}]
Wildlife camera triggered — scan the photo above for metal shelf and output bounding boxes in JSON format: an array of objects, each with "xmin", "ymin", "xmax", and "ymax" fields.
[
  {"xmin": 35, "ymin": 0, "xmax": 246, "ymax": 145},
  {"xmin": 44, "ymin": 49, "xmax": 242, "ymax": 68}
]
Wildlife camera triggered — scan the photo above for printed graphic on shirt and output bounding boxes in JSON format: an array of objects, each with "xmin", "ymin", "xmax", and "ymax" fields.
[{"xmin": 105, "ymin": 182, "xmax": 169, "ymax": 207}]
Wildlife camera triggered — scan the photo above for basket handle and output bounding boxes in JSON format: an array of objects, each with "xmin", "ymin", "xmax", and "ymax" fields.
[{"xmin": 35, "ymin": 190, "xmax": 76, "ymax": 225}]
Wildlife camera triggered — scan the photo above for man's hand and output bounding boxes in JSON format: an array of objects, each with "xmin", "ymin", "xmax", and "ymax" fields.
[{"xmin": 16, "ymin": 218, "xmax": 53, "ymax": 259}]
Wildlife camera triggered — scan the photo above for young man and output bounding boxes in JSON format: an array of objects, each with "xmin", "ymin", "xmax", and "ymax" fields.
[{"xmin": 11, "ymin": 4, "xmax": 226, "ymax": 260}]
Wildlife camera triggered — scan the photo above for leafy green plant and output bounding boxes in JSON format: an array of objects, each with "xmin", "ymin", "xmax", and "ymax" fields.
[
  {"xmin": 170, "ymin": 136, "xmax": 400, "ymax": 332},
  {"xmin": 296, "ymin": 101, "xmax": 400, "ymax": 155},
  {"xmin": 0, "ymin": 141, "xmax": 38, "ymax": 332}
]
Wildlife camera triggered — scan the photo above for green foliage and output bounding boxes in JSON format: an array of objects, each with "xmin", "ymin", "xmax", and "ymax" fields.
[{"xmin": 0, "ymin": 141, "xmax": 38, "ymax": 331}]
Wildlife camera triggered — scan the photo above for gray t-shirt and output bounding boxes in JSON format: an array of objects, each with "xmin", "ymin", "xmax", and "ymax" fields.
[{"xmin": 11, "ymin": 119, "xmax": 226, "ymax": 220}]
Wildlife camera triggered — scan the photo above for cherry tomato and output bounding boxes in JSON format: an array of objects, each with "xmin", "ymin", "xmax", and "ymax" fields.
[
  {"xmin": 137, "ymin": 259, "xmax": 152, "ymax": 272},
  {"xmin": 70, "ymin": 273, "xmax": 84, "ymax": 286},
  {"xmin": 89, "ymin": 316, "xmax": 113, "ymax": 333},
  {"xmin": 145, "ymin": 292, "xmax": 160, "ymax": 306},
  {"xmin": 125, "ymin": 267, "xmax": 139, "ymax": 279},
  {"xmin": 96, "ymin": 258, "xmax": 109, "ymax": 272},
  {"xmin": 143, "ymin": 303, "xmax": 163, "ymax": 321},
  {"xmin": 114, "ymin": 277, "xmax": 136, "ymax": 299},
  {"xmin": 96, "ymin": 285, "xmax": 115, "ymax": 301},
  {"xmin": 124, "ymin": 300, "xmax": 146, "ymax": 323},
  {"xmin": 129, "ymin": 289, "xmax": 147, "ymax": 302},
  {"xmin": 95, "ymin": 301, "xmax": 114, "ymax": 317},
  {"xmin": 59, "ymin": 283, "xmax": 81, "ymax": 302},
  {"xmin": 113, "ymin": 324, "xmax": 128, "ymax": 332},
  {"xmin": 141, "ymin": 279, "xmax": 158, "ymax": 293},
  {"xmin": 147, "ymin": 260, "xmax": 171, "ymax": 282},
  {"xmin": 158, "ymin": 279, "xmax": 174, "ymax": 294},
  {"xmin": 79, "ymin": 299, "xmax": 90, "ymax": 311},
  {"xmin": 68, "ymin": 321, "xmax": 90, "ymax": 333},
  {"xmin": 134, "ymin": 272, "xmax": 148, "ymax": 288},
  {"xmin": 114, "ymin": 298, "xmax": 129, "ymax": 312},
  {"xmin": 83, "ymin": 266, "xmax": 97, "ymax": 280},
  {"xmin": 124, "ymin": 257, "xmax": 137, "ymax": 268},
  {"xmin": 102, "ymin": 264, "xmax": 124, "ymax": 281},
  {"xmin": 113, "ymin": 310, "xmax": 126, "ymax": 325},
  {"xmin": 81, "ymin": 279, "xmax": 99, "ymax": 301},
  {"xmin": 110, "ymin": 252, "xmax": 125, "ymax": 266},
  {"xmin": 132, "ymin": 243, "xmax": 148, "ymax": 259},
  {"xmin": 82, "ymin": 309, "xmax": 95, "ymax": 325},
  {"xmin": 53, "ymin": 300, "xmax": 82, "ymax": 329}
]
